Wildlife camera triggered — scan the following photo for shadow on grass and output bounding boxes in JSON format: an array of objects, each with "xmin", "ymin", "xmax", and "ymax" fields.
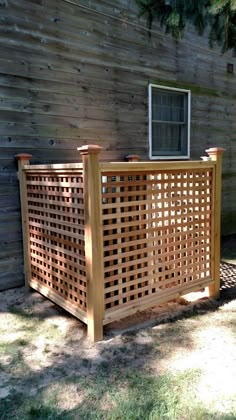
[
  {"xmin": 1, "ymin": 365, "xmax": 235, "ymax": 420},
  {"xmin": 1, "ymin": 290, "xmax": 235, "ymax": 419},
  {"xmin": 0, "ymin": 245, "xmax": 236, "ymax": 419},
  {"xmin": 0, "ymin": 302, "xmax": 210, "ymax": 419}
]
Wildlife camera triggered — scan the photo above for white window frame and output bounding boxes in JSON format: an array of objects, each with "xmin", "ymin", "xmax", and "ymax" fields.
[{"xmin": 148, "ymin": 84, "xmax": 191, "ymax": 160}]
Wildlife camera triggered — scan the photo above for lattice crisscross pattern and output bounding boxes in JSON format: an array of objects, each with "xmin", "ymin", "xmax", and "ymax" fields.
[
  {"xmin": 102, "ymin": 168, "xmax": 213, "ymax": 315},
  {"xmin": 26, "ymin": 171, "xmax": 87, "ymax": 315}
]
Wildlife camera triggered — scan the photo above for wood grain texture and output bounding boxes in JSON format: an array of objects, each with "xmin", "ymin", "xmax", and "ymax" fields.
[
  {"xmin": 101, "ymin": 165, "xmax": 214, "ymax": 322},
  {"xmin": 19, "ymin": 158, "xmax": 217, "ymax": 340},
  {"xmin": 25, "ymin": 169, "xmax": 88, "ymax": 318},
  {"xmin": 80, "ymin": 146, "xmax": 104, "ymax": 341},
  {"xmin": 16, "ymin": 155, "xmax": 32, "ymax": 288},
  {"xmin": 0, "ymin": 0, "xmax": 235, "ymax": 289}
]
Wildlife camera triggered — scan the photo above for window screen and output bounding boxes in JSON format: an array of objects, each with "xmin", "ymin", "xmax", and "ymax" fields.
[{"xmin": 149, "ymin": 85, "xmax": 190, "ymax": 159}]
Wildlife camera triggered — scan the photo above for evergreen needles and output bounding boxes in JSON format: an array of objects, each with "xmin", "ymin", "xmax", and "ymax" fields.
[{"xmin": 135, "ymin": 0, "xmax": 236, "ymax": 53}]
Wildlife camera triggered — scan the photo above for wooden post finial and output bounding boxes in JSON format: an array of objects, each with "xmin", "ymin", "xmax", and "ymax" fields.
[
  {"xmin": 205, "ymin": 147, "xmax": 225, "ymax": 159},
  {"xmin": 15, "ymin": 153, "xmax": 33, "ymax": 161},
  {"xmin": 78, "ymin": 144, "xmax": 103, "ymax": 156},
  {"xmin": 125, "ymin": 154, "xmax": 140, "ymax": 162}
]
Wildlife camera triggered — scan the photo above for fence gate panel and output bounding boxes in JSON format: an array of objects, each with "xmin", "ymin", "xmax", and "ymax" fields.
[
  {"xmin": 102, "ymin": 166, "xmax": 214, "ymax": 323},
  {"xmin": 25, "ymin": 169, "xmax": 88, "ymax": 323}
]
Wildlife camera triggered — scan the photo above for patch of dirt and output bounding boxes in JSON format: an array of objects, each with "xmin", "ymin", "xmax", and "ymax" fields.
[{"xmin": 0, "ymin": 260, "xmax": 236, "ymax": 412}]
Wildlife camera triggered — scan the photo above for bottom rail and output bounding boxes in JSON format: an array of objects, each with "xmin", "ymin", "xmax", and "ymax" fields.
[
  {"xmin": 103, "ymin": 278, "xmax": 214, "ymax": 325},
  {"xmin": 29, "ymin": 279, "xmax": 88, "ymax": 325}
]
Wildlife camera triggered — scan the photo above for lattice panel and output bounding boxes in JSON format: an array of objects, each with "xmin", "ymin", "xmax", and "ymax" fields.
[
  {"xmin": 102, "ymin": 168, "xmax": 213, "ymax": 313},
  {"xmin": 26, "ymin": 171, "xmax": 87, "ymax": 315}
]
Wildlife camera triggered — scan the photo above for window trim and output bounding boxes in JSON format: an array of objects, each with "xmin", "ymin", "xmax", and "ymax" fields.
[{"xmin": 148, "ymin": 84, "xmax": 191, "ymax": 160}]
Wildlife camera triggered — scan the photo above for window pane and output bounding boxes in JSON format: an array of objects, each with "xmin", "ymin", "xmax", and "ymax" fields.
[
  {"xmin": 152, "ymin": 122, "xmax": 187, "ymax": 156},
  {"xmin": 152, "ymin": 90, "xmax": 185, "ymax": 123}
]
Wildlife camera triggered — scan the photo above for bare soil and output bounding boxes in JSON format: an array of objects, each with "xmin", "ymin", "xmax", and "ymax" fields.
[{"xmin": 0, "ymin": 258, "xmax": 236, "ymax": 416}]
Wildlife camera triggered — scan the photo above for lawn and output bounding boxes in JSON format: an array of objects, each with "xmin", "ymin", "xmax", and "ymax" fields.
[{"xmin": 0, "ymin": 240, "xmax": 236, "ymax": 420}]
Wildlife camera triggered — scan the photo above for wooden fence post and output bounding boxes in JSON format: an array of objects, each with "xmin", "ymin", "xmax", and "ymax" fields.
[
  {"xmin": 15, "ymin": 153, "xmax": 32, "ymax": 289},
  {"xmin": 78, "ymin": 145, "xmax": 104, "ymax": 342},
  {"xmin": 206, "ymin": 147, "xmax": 225, "ymax": 298}
]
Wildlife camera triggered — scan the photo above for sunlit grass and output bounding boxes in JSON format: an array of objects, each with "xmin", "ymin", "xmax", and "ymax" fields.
[
  {"xmin": 0, "ymin": 259, "xmax": 236, "ymax": 420},
  {"xmin": 0, "ymin": 306, "xmax": 66, "ymax": 378},
  {"xmin": 1, "ymin": 368, "xmax": 235, "ymax": 420}
]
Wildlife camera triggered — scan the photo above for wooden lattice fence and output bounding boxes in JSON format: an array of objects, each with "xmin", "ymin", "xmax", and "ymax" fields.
[{"xmin": 16, "ymin": 146, "xmax": 224, "ymax": 341}]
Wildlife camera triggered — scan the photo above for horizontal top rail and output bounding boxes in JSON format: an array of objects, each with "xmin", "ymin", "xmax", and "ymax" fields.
[
  {"xmin": 23, "ymin": 163, "xmax": 83, "ymax": 172},
  {"xmin": 22, "ymin": 160, "xmax": 215, "ymax": 174},
  {"xmin": 99, "ymin": 160, "xmax": 215, "ymax": 172}
]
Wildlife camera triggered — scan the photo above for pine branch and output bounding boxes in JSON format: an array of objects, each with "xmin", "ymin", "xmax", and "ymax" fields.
[{"xmin": 135, "ymin": 0, "xmax": 236, "ymax": 52}]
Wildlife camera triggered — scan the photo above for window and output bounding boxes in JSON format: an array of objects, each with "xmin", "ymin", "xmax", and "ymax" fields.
[{"xmin": 149, "ymin": 84, "xmax": 191, "ymax": 159}]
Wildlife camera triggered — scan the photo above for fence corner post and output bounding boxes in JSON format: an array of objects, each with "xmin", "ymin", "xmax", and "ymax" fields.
[
  {"xmin": 15, "ymin": 153, "xmax": 32, "ymax": 289},
  {"xmin": 78, "ymin": 145, "xmax": 104, "ymax": 342},
  {"xmin": 205, "ymin": 147, "xmax": 225, "ymax": 299}
]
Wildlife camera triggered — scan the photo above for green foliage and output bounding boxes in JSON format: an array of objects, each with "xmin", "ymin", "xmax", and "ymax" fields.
[{"xmin": 135, "ymin": 0, "xmax": 236, "ymax": 52}]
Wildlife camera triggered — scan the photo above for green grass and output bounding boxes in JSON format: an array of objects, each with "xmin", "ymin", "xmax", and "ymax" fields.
[
  {"xmin": 0, "ymin": 307, "xmax": 64, "ymax": 380},
  {"xmin": 1, "ymin": 366, "xmax": 235, "ymax": 420},
  {"xmin": 1, "ymin": 300, "xmax": 236, "ymax": 420},
  {"xmin": 0, "ymin": 338, "xmax": 28, "ymax": 355},
  {"xmin": 1, "ymin": 253, "xmax": 236, "ymax": 420},
  {"xmin": 1, "ymin": 306, "xmax": 236, "ymax": 420}
]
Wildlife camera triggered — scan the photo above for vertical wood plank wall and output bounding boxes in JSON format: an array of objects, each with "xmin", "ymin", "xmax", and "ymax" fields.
[{"xmin": 0, "ymin": 0, "xmax": 235, "ymax": 289}]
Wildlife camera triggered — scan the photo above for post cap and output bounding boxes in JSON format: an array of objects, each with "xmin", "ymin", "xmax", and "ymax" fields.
[
  {"xmin": 15, "ymin": 153, "xmax": 33, "ymax": 161},
  {"xmin": 205, "ymin": 147, "xmax": 225, "ymax": 156},
  {"xmin": 77, "ymin": 144, "xmax": 103, "ymax": 155},
  {"xmin": 125, "ymin": 154, "xmax": 140, "ymax": 162}
]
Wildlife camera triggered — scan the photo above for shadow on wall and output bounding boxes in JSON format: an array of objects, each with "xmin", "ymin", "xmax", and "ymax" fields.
[{"xmin": 220, "ymin": 261, "xmax": 236, "ymax": 297}]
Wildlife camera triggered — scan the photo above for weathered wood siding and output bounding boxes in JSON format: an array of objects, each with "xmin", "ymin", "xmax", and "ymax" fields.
[{"xmin": 0, "ymin": 0, "xmax": 235, "ymax": 290}]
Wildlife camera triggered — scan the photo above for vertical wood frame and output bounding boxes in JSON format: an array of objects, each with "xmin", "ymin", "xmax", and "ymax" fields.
[
  {"xmin": 78, "ymin": 145, "xmax": 104, "ymax": 341},
  {"xmin": 206, "ymin": 147, "xmax": 225, "ymax": 298},
  {"xmin": 15, "ymin": 154, "xmax": 32, "ymax": 288}
]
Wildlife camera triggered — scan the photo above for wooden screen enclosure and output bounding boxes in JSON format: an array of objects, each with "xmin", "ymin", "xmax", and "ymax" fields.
[{"xmin": 16, "ymin": 146, "xmax": 224, "ymax": 341}]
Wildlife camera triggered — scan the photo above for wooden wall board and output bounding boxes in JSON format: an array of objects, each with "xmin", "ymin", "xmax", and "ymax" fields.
[{"xmin": 0, "ymin": 0, "xmax": 235, "ymax": 290}]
